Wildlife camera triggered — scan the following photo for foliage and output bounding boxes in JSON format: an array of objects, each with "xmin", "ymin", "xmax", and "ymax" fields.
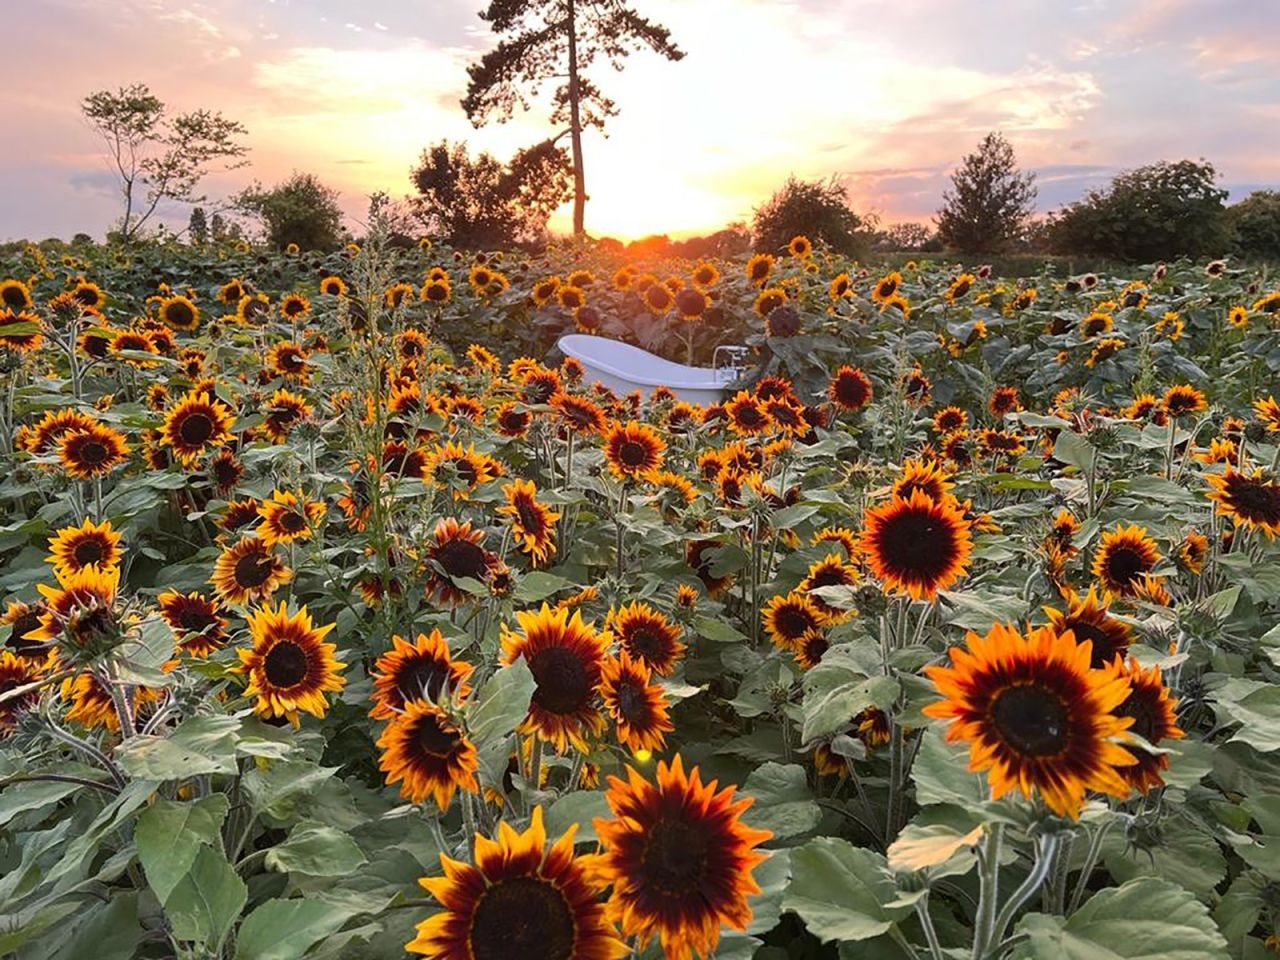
[
  {"xmin": 187, "ymin": 208, "xmax": 208, "ymax": 246},
  {"xmin": 0, "ymin": 229, "xmax": 1279, "ymax": 958},
  {"xmin": 462, "ymin": 0, "xmax": 684, "ymax": 235},
  {"xmin": 874, "ymin": 221, "xmax": 935, "ymax": 252},
  {"xmin": 410, "ymin": 139, "xmax": 572, "ymax": 249},
  {"xmin": 753, "ymin": 175, "xmax": 874, "ymax": 258},
  {"xmin": 936, "ymin": 132, "xmax": 1038, "ymax": 254},
  {"xmin": 1228, "ymin": 190, "xmax": 1280, "ymax": 262},
  {"xmin": 1047, "ymin": 159, "xmax": 1231, "ymax": 262},
  {"xmin": 81, "ymin": 82, "xmax": 249, "ymax": 246},
  {"xmin": 235, "ymin": 173, "xmax": 346, "ymax": 253}
]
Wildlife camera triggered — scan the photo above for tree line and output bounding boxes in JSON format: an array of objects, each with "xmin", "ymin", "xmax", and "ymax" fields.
[{"xmin": 75, "ymin": 1, "xmax": 1280, "ymax": 262}]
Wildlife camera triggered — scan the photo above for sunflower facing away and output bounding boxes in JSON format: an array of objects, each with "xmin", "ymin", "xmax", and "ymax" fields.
[
  {"xmin": 370, "ymin": 629, "xmax": 474, "ymax": 720},
  {"xmin": 1091, "ymin": 523, "xmax": 1161, "ymax": 595},
  {"xmin": 605, "ymin": 601, "xmax": 686, "ymax": 677},
  {"xmin": 590, "ymin": 756, "xmax": 773, "ymax": 960},
  {"xmin": 501, "ymin": 604, "xmax": 608, "ymax": 753},
  {"xmin": 27, "ymin": 564, "xmax": 121, "ymax": 654},
  {"xmin": 923, "ymin": 623, "xmax": 1136, "ymax": 818},
  {"xmin": 378, "ymin": 699, "xmax": 479, "ymax": 809},
  {"xmin": 497, "ymin": 478, "xmax": 560, "ymax": 567},
  {"xmin": 598, "ymin": 650, "xmax": 673, "ymax": 752},
  {"xmin": 1206, "ymin": 467, "xmax": 1280, "ymax": 538},
  {"xmin": 46, "ymin": 517, "xmax": 123, "ymax": 579},
  {"xmin": 235, "ymin": 601, "xmax": 345, "ymax": 725},
  {"xmin": 0, "ymin": 651, "xmax": 42, "ymax": 730},
  {"xmin": 162, "ymin": 390, "xmax": 235, "ymax": 465},
  {"xmin": 860, "ymin": 489, "xmax": 974, "ymax": 600},
  {"xmin": 423, "ymin": 518, "xmax": 496, "ymax": 606},
  {"xmin": 210, "ymin": 536, "xmax": 293, "ymax": 606},
  {"xmin": 406, "ymin": 806, "xmax": 627, "ymax": 960}
]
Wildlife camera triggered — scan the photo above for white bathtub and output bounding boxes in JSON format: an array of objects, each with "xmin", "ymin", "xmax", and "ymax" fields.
[{"xmin": 557, "ymin": 334, "xmax": 736, "ymax": 406}]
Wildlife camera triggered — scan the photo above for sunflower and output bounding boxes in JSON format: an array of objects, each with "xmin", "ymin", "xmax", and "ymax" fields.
[
  {"xmin": 933, "ymin": 406, "xmax": 967, "ymax": 434},
  {"xmin": 21, "ymin": 409, "xmax": 94, "ymax": 457},
  {"xmin": 71, "ymin": 280, "xmax": 105, "ymax": 309},
  {"xmin": 157, "ymin": 590, "xmax": 228, "ymax": 657},
  {"xmin": 371, "ymin": 630, "xmax": 474, "ymax": 720},
  {"xmin": 891, "ymin": 458, "xmax": 953, "ymax": 504},
  {"xmin": 1044, "ymin": 587, "xmax": 1131, "ymax": 668},
  {"xmin": 263, "ymin": 388, "xmax": 311, "ymax": 443},
  {"xmin": 1079, "ymin": 312, "xmax": 1113, "ymax": 338},
  {"xmin": 319, "ymin": 275, "xmax": 347, "ymax": 297},
  {"xmin": 495, "ymin": 402, "xmax": 532, "ymax": 438},
  {"xmin": 420, "ymin": 278, "xmax": 452, "ymax": 304},
  {"xmin": 58, "ymin": 423, "xmax": 130, "ymax": 480},
  {"xmin": 385, "ymin": 283, "xmax": 417, "ymax": 309},
  {"xmin": 605, "ymin": 602, "xmax": 686, "ymax": 676},
  {"xmin": 279, "ymin": 293, "xmax": 310, "ymax": 321},
  {"xmin": 1, "ymin": 601, "xmax": 46, "ymax": 659},
  {"xmin": 220, "ymin": 497, "xmax": 262, "ymax": 536},
  {"xmin": 424, "ymin": 518, "xmax": 496, "ymax": 606},
  {"xmin": 28, "ymin": 565, "xmax": 121, "ymax": 653},
  {"xmin": 521, "ymin": 367, "xmax": 561, "ymax": 404},
  {"xmin": 1206, "ymin": 468, "xmax": 1280, "ymax": 538},
  {"xmin": 208, "ymin": 448, "xmax": 244, "ymax": 495},
  {"xmin": 497, "ymin": 479, "xmax": 560, "ymax": 567},
  {"xmin": 265, "ymin": 341, "xmax": 311, "ymax": 382},
  {"xmin": 792, "ymin": 629, "xmax": 830, "ymax": 669},
  {"xmin": 724, "ymin": 392, "xmax": 773, "ymax": 437},
  {"xmin": 901, "ymin": 367, "xmax": 932, "ymax": 405},
  {"xmin": 923, "ymin": 623, "xmax": 1136, "ymax": 818},
  {"xmin": 407, "ymin": 805, "xmax": 626, "ymax": 960},
  {"xmin": 745, "ymin": 253, "xmax": 773, "ymax": 286},
  {"xmin": 1177, "ymin": 530, "xmax": 1209, "ymax": 575},
  {"xmin": 210, "ymin": 537, "xmax": 292, "ymax": 606},
  {"xmin": 602, "ymin": 421, "xmax": 665, "ymax": 481},
  {"xmin": 0, "ymin": 278, "xmax": 34, "ymax": 310},
  {"xmin": 234, "ymin": 602, "xmax": 344, "ymax": 724},
  {"xmin": 158, "ymin": 295, "xmax": 199, "ymax": 332},
  {"xmin": 945, "ymin": 273, "xmax": 976, "ymax": 303},
  {"xmin": 762, "ymin": 591, "xmax": 823, "ymax": 650},
  {"xmin": 861, "ymin": 490, "xmax": 973, "ymax": 601},
  {"xmin": 1091, "ymin": 523, "xmax": 1161, "ymax": 596},
  {"xmin": 531, "ymin": 276, "xmax": 562, "ymax": 306},
  {"xmin": 551, "ymin": 392, "xmax": 607, "ymax": 435},
  {"xmin": 500, "ymin": 605, "xmax": 608, "ymax": 752},
  {"xmin": 1162, "ymin": 384, "xmax": 1207, "ymax": 418},
  {"xmin": 378, "ymin": 700, "xmax": 479, "ymax": 809},
  {"xmin": 798, "ymin": 553, "xmax": 859, "ymax": 623},
  {"xmin": 252, "ymin": 489, "xmax": 325, "ymax": 547},
  {"xmin": 62, "ymin": 672, "xmax": 162, "ymax": 732},
  {"xmin": 1226, "ymin": 305, "xmax": 1249, "ymax": 329},
  {"xmin": 1085, "ymin": 337, "xmax": 1125, "ymax": 368},
  {"xmin": 685, "ymin": 539, "xmax": 734, "ymax": 597},
  {"xmin": 46, "ymin": 517, "xmax": 122, "ymax": 579},
  {"xmin": 989, "ymin": 386, "xmax": 1021, "ymax": 417},
  {"xmin": 0, "ymin": 651, "xmax": 42, "ymax": 730},
  {"xmin": 1104, "ymin": 656, "xmax": 1184, "ymax": 793},
  {"xmin": 827, "ymin": 365, "xmax": 873, "ymax": 413},
  {"xmin": 752, "ymin": 286, "xmax": 786, "ymax": 317},
  {"xmin": 599, "ymin": 651, "xmax": 673, "ymax": 752},
  {"xmin": 591, "ymin": 756, "xmax": 772, "ymax": 960},
  {"xmin": 423, "ymin": 440, "xmax": 502, "ymax": 500},
  {"xmin": 161, "ymin": 390, "xmax": 235, "ymax": 465},
  {"xmin": 641, "ymin": 283, "xmax": 673, "ymax": 315},
  {"xmin": 109, "ymin": 329, "xmax": 159, "ymax": 367},
  {"xmin": 692, "ymin": 262, "xmax": 720, "ymax": 289},
  {"xmin": 871, "ymin": 272, "xmax": 901, "ymax": 303},
  {"xmin": 787, "ymin": 235, "xmax": 812, "ymax": 258},
  {"xmin": 0, "ymin": 309, "xmax": 43, "ymax": 353}
]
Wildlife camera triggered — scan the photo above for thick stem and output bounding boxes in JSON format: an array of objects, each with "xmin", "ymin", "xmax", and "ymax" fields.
[
  {"xmin": 565, "ymin": 0, "xmax": 586, "ymax": 236},
  {"xmin": 971, "ymin": 824, "xmax": 1003, "ymax": 960},
  {"xmin": 989, "ymin": 833, "xmax": 1062, "ymax": 953}
]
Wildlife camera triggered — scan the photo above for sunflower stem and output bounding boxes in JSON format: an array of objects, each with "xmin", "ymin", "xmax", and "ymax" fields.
[
  {"xmin": 971, "ymin": 823, "xmax": 1002, "ymax": 960},
  {"xmin": 1067, "ymin": 819, "xmax": 1113, "ymax": 914},
  {"xmin": 46, "ymin": 716, "xmax": 127, "ymax": 789},
  {"xmin": 988, "ymin": 832, "xmax": 1062, "ymax": 954},
  {"xmin": 915, "ymin": 893, "xmax": 946, "ymax": 960}
]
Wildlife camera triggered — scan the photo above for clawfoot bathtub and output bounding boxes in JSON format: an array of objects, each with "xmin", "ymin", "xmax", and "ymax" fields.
[{"xmin": 557, "ymin": 334, "xmax": 744, "ymax": 406}]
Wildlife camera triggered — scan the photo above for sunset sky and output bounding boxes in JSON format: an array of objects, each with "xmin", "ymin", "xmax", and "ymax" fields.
[{"xmin": 6, "ymin": 0, "xmax": 1280, "ymax": 242}]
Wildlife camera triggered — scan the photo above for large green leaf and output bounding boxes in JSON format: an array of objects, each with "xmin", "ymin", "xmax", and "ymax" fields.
[
  {"xmin": 911, "ymin": 726, "xmax": 987, "ymax": 807},
  {"xmin": 136, "ymin": 794, "xmax": 230, "ymax": 905},
  {"xmin": 743, "ymin": 763, "xmax": 821, "ymax": 841},
  {"xmin": 782, "ymin": 838, "xmax": 912, "ymax": 942},
  {"xmin": 467, "ymin": 658, "xmax": 536, "ymax": 744},
  {"xmin": 545, "ymin": 790, "xmax": 612, "ymax": 845},
  {"xmin": 800, "ymin": 656, "xmax": 898, "ymax": 743},
  {"xmin": 263, "ymin": 820, "xmax": 368, "ymax": 877},
  {"xmin": 1013, "ymin": 878, "xmax": 1229, "ymax": 959},
  {"xmin": 115, "ymin": 733, "xmax": 237, "ymax": 779},
  {"xmin": 164, "ymin": 845, "xmax": 248, "ymax": 950},
  {"xmin": 55, "ymin": 893, "xmax": 142, "ymax": 960},
  {"xmin": 234, "ymin": 898, "xmax": 359, "ymax": 960}
]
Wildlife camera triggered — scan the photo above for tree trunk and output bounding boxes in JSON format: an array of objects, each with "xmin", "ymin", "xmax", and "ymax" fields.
[{"xmin": 566, "ymin": 0, "xmax": 586, "ymax": 236}]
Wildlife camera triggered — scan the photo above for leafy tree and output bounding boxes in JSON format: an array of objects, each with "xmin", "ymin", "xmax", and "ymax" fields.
[
  {"xmin": 81, "ymin": 82, "xmax": 249, "ymax": 245},
  {"xmin": 752, "ymin": 176, "xmax": 874, "ymax": 257},
  {"xmin": 188, "ymin": 207, "xmax": 208, "ymax": 245},
  {"xmin": 236, "ymin": 173, "xmax": 345, "ymax": 251},
  {"xmin": 463, "ymin": 0, "xmax": 684, "ymax": 236},
  {"xmin": 876, "ymin": 222, "xmax": 933, "ymax": 251},
  {"xmin": 1227, "ymin": 190, "xmax": 1280, "ymax": 261},
  {"xmin": 410, "ymin": 139, "xmax": 573, "ymax": 248},
  {"xmin": 936, "ymin": 132, "xmax": 1037, "ymax": 254},
  {"xmin": 1047, "ymin": 159, "xmax": 1229, "ymax": 261}
]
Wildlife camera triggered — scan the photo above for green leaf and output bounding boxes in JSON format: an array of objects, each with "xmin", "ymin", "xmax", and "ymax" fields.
[
  {"xmin": 164, "ymin": 846, "xmax": 247, "ymax": 950},
  {"xmin": 544, "ymin": 790, "xmax": 612, "ymax": 845},
  {"xmin": 56, "ymin": 893, "xmax": 142, "ymax": 960},
  {"xmin": 694, "ymin": 615, "xmax": 748, "ymax": 643},
  {"xmin": 1013, "ymin": 878, "xmax": 1229, "ymax": 959},
  {"xmin": 136, "ymin": 794, "xmax": 230, "ymax": 905},
  {"xmin": 1101, "ymin": 820, "xmax": 1225, "ymax": 899},
  {"xmin": 512, "ymin": 571, "xmax": 573, "ymax": 603},
  {"xmin": 743, "ymin": 763, "xmax": 821, "ymax": 841},
  {"xmin": 801, "ymin": 659, "xmax": 898, "ymax": 743},
  {"xmin": 115, "ymin": 734, "xmax": 237, "ymax": 779},
  {"xmin": 234, "ymin": 898, "xmax": 358, "ymax": 960},
  {"xmin": 1215, "ymin": 679, "xmax": 1280, "ymax": 753},
  {"xmin": 782, "ymin": 837, "xmax": 912, "ymax": 942},
  {"xmin": 911, "ymin": 726, "xmax": 987, "ymax": 807},
  {"xmin": 264, "ymin": 821, "xmax": 368, "ymax": 877},
  {"xmin": 467, "ymin": 658, "xmax": 536, "ymax": 745},
  {"xmin": 0, "ymin": 780, "xmax": 81, "ymax": 827},
  {"xmin": 1052, "ymin": 429, "xmax": 1095, "ymax": 473}
]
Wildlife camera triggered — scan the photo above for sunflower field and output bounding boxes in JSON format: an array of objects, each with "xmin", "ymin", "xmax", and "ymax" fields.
[{"xmin": 1, "ymin": 225, "xmax": 1280, "ymax": 960}]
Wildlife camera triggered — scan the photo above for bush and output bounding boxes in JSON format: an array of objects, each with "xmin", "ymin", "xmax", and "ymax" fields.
[
  {"xmin": 752, "ymin": 176, "xmax": 873, "ymax": 257},
  {"xmin": 1228, "ymin": 190, "xmax": 1280, "ymax": 261},
  {"xmin": 236, "ymin": 172, "xmax": 345, "ymax": 251},
  {"xmin": 936, "ymin": 132, "xmax": 1037, "ymax": 254},
  {"xmin": 1047, "ymin": 159, "xmax": 1229, "ymax": 261}
]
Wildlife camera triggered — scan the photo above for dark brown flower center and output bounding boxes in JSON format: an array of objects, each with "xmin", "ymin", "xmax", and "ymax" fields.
[
  {"xmin": 434, "ymin": 538, "xmax": 487, "ymax": 581},
  {"xmin": 234, "ymin": 551, "xmax": 275, "ymax": 588},
  {"xmin": 167, "ymin": 303, "xmax": 195, "ymax": 326},
  {"xmin": 641, "ymin": 819, "xmax": 709, "ymax": 897},
  {"xmin": 413, "ymin": 712, "xmax": 460, "ymax": 757},
  {"xmin": 990, "ymin": 683, "xmax": 1069, "ymax": 757},
  {"xmin": 278, "ymin": 511, "xmax": 308, "ymax": 534},
  {"xmin": 624, "ymin": 625, "xmax": 665, "ymax": 661},
  {"xmin": 78, "ymin": 441, "xmax": 110, "ymax": 465},
  {"xmin": 775, "ymin": 603, "xmax": 816, "ymax": 640},
  {"xmin": 1227, "ymin": 477, "xmax": 1280, "ymax": 523},
  {"xmin": 1067, "ymin": 618, "xmax": 1128, "ymax": 668},
  {"xmin": 1104, "ymin": 547, "xmax": 1148, "ymax": 589},
  {"xmin": 264, "ymin": 640, "xmax": 309, "ymax": 687},
  {"xmin": 616, "ymin": 679, "xmax": 646, "ymax": 722},
  {"xmin": 530, "ymin": 646, "xmax": 591, "ymax": 715},
  {"xmin": 397, "ymin": 658, "xmax": 449, "ymax": 705},
  {"xmin": 516, "ymin": 497, "xmax": 544, "ymax": 534},
  {"xmin": 179, "ymin": 411, "xmax": 215, "ymax": 446},
  {"xmin": 877, "ymin": 507, "xmax": 957, "ymax": 581},
  {"xmin": 469, "ymin": 877, "xmax": 574, "ymax": 960},
  {"xmin": 73, "ymin": 539, "xmax": 105, "ymax": 567},
  {"xmin": 618, "ymin": 440, "xmax": 649, "ymax": 468}
]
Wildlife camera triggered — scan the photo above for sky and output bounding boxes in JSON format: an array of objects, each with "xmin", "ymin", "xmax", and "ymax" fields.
[{"xmin": 4, "ymin": 0, "xmax": 1280, "ymax": 242}]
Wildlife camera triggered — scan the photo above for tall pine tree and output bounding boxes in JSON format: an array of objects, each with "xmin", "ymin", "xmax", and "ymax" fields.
[
  {"xmin": 462, "ymin": 0, "xmax": 684, "ymax": 236},
  {"xmin": 936, "ymin": 132, "xmax": 1037, "ymax": 254}
]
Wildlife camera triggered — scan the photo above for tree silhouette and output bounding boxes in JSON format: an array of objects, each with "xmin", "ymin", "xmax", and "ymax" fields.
[
  {"xmin": 936, "ymin": 132, "xmax": 1037, "ymax": 254},
  {"xmin": 462, "ymin": 0, "xmax": 684, "ymax": 236}
]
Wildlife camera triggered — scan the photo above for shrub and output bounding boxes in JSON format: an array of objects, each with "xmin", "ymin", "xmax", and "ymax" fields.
[
  {"xmin": 1228, "ymin": 190, "xmax": 1280, "ymax": 261},
  {"xmin": 236, "ymin": 172, "xmax": 345, "ymax": 251},
  {"xmin": 752, "ymin": 176, "xmax": 873, "ymax": 257}
]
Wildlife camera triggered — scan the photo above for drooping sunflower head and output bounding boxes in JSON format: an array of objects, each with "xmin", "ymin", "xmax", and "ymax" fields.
[
  {"xmin": 30, "ymin": 564, "xmax": 122, "ymax": 655},
  {"xmin": 1091, "ymin": 523, "xmax": 1161, "ymax": 596},
  {"xmin": 378, "ymin": 699, "xmax": 479, "ymax": 809},
  {"xmin": 235, "ymin": 601, "xmax": 345, "ymax": 724},
  {"xmin": 371, "ymin": 629, "xmax": 474, "ymax": 720},
  {"xmin": 603, "ymin": 421, "xmax": 665, "ymax": 481},
  {"xmin": 605, "ymin": 601, "xmax": 686, "ymax": 676},
  {"xmin": 860, "ymin": 489, "xmax": 973, "ymax": 601},
  {"xmin": 1206, "ymin": 468, "xmax": 1280, "ymax": 538},
  {"xmin": 46, "ymin": 517, "xmax": 122, "ymax": 579},
  {"xmin": 591, "ymin": 756, "xmax": 773, "ymax": 960},
  {"xmin": 497, "ymin": 478, "xmax": 560, "ymax": 568},
  {"xmin": 408, "ymin": 806, "xmax": 627, "ymax": 960},
  {"xmin": 210, "ymin": 536, "xmax": 292, "ymax": 606},
  {"xmin": 500, "ymin": 604, "xmax": 609, "ymax": 752},
  {"xmin": 685, "ymin": 538, "xmax": 735, "ymax": 598},
  {"xmin": 923, "ymin": 623, "xmax": 1137, "ymax": 818}
]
